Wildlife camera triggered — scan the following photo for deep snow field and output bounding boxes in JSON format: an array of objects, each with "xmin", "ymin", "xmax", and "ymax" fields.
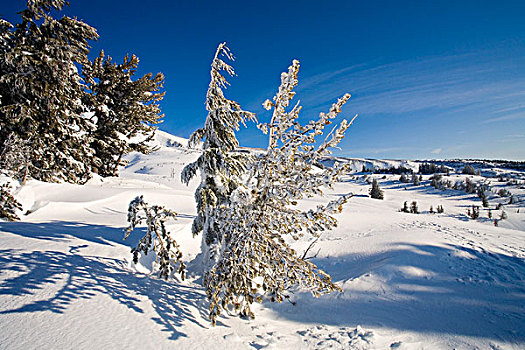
[{"xmin": 1, "ymin": 131, "xmax": 524, "ymax": 349}]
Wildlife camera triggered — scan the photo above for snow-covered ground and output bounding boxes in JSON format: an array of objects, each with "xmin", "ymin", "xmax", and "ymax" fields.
[{"xmin": 1, "ymin": 131, "xmax": 524, "ymax": 349}]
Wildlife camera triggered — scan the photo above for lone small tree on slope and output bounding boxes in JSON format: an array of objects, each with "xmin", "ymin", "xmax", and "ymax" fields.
[{"xmin": 370, "ymin": 178, "xmax": 384, "ymax": 199}]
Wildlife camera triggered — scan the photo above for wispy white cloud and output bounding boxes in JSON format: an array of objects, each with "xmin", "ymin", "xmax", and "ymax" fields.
[
  {"xmin": 297, "ymin": 51, "xmax": 525, "ymax": 119},
  {"xmin": 431, "ymin": 148, "xmax": 442, "ymax": 154},
  {"xmin": 482, "ymin": 111, "xmax": 525, "ymax": 124}
]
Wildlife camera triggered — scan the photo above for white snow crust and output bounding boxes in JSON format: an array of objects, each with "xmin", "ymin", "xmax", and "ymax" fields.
[{"xmin": 0, "ymin": 130, "xmax": 524, "ymax": 349}]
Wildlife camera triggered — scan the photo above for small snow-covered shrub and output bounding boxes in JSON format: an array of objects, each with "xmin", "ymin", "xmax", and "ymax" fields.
[
  {"xmin": 462, "ymin": 165, "xmax": 476, "ymax": 175},
  {"xmin": 469, "ymin": 205, "xmax": 480, "ymax": 220},
  {"xmin": 410, "ymin": 201, "xmax": 419, "ymax": 214},
  {"xmin": 497, "ymin": 188, "xmax": 510, "ymax": 197},
  {"xmin": 125, "ymin": 196, "xmax": 185, "ymax": 280}
]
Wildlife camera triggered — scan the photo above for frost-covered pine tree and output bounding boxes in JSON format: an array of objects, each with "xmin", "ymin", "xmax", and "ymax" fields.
[
  {"xmin": 0, "ymin": 0, "xmax": 98, "ymax": 183},
  {"xmin": 0, "ymin": 183, "xmax": 22, "ymax": 221},
  {"xmin": 205, "ymin": 59, "xmax": 354, "ymax": 325},
  {"xmin": 125, "ymin": 196, "xmax": 185, "ymax": 280},
  {"xmin": 0, "ymin": 133, "xmax": 31, "ymax": 184},
  {"xmin": 82, "ymin": 51, "xmax": 165, "ymax": 176},
  {"xmin": 181, "ymin": 43, "xmax": 255, "ymax": 273},
  {"xmin": 370, "ymin": 178, "xmax": 383, "ymax": 199},
  {"xmin": 412, "ymin": 173, "xmax": 420, "ymax": 186},
  {"xmin": 410, "ymin": 201, "xmax": 419, "ymax": 214}
]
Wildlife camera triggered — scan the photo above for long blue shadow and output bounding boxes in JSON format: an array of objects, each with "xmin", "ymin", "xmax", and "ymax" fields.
[
  {"xmin": 0, "ymin": 221, "xmax": 141, "ymax": 248},
  {"xmin": 269, "ymin": 243, "xmax": 525, "ymax": 343},
  {"xmin": 0, "ymin": 220, "xmax": 209, "ymax": 340}
]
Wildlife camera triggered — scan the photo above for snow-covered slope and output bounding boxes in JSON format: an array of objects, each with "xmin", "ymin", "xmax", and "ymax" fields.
[{"xmin": 1, "ymin": 131, "xmax": 524, "ymax": 349}]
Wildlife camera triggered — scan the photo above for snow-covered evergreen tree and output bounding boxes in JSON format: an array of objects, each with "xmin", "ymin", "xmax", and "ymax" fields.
[
  {"xmin": 462, "ymin": 165, "xmax": 476, "ymax": 175},
  {"xmin": 410, "ymin": 201, "xmax": 419, "ymax": 214},
  {"xmin": 370, "ymin": 178, "xmax": 383, "ymax": 199},
  {"xmin": 469, "ymin": 205, "xmax": 480, "ymax": 220},
  {"xmin": 478, "ymin": 189, "xmax": 489, "ymax": 207},
  {"xmin": 82, "ymin": 51, "xmax": 164, "ymax": 176},
  {"xmin": 411, "ymin": 173, "xmax": 420, "ymax": 186},
  {"xmin": 0, "ymin": 0, "xmax": 98, "ymax": 183},
  {"xmin": 204, "ymin": 59, "xmax": 353, "ymax": 325},
  {"xmin": 0, "ymin": 183, "xmax": 22, "ymax": 221},
  {"xmin": 125, "ymin": 196, "xmax": 185, "ymax": 280},
  {"xmin": 0, "ymin": 133, "xmax": 30, "ymax": 184},
  {"xmin": 181, "ymin": 43, "xmax": 255, "ymax": 273}
]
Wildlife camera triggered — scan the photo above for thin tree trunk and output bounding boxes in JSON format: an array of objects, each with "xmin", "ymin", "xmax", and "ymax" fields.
[{"xmin": 112, "ymin": 150, "xmax": 124, "ymax": 176}]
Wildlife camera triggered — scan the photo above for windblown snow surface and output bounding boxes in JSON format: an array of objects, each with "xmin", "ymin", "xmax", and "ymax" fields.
[{"xmin": 1, "ymin": 130, "xmax": 524, "ymax": 349}]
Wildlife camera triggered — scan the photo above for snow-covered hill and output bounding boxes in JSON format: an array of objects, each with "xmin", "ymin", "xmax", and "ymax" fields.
[{"xmin": 1, "ymin": 130, "xmax": 524, "ymax": 349}]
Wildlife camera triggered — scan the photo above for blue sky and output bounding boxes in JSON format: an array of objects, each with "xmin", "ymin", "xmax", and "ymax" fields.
[{"xmin": 3, "ymin": 0, "xmax": 525, "ymax": 160}]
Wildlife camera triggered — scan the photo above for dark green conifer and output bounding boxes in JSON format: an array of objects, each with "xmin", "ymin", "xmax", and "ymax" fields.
[
  {"xmin": 370, "ymin": 178, "xmax": 383, "ymax": 199},
  {"xmin": 410, "ymin": 201, "xmax": 418, "ymax": 214},
  {"xmin": 181, "ymin": 43, "xmax": 255, "ymax": 272},
  {"xmin": 0, "ymin": 0, "xmax": 98, "ymax": 183},
  {"xmin": 82, "ymin": 51, "xmax": 164, "ymax": 176},
  {"xmin": 0, "ymin": 183, "xmax": 22, "ymax": 221}
]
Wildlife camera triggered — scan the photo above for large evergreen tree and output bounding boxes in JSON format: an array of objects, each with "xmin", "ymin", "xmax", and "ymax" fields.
[
  {"xmin": 181, "ymin": 43, "xmax": 255, "ymax": 273},
  {"xmin": 0, "ymin": 0, "xmax": 98, "ymax": 183},
  {"xmin": 205, "ymin": 59, "xmax": 353, "ymax": 324},
  {"xmin": 82, "ymin": 50, "xmax": 165, "ymax": 176}
]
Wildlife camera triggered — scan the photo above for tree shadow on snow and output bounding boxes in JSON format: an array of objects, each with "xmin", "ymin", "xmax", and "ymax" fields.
[
  {"xmin": 269, "ymin": 243, "xmax": 525, "ymax": 343},
  {"xmin": 0, "ymin": 221, "xmax": 142, "ymax": 248},
  {"xmin": 0, "ymin": 222, "xmax": 209, "ymax": 340}
]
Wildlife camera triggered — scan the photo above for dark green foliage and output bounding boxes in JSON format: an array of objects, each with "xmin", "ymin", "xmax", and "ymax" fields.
[
  {"xmin": 0, "ymin": 134, "xmax": 30, "ymax": 183},
  {"xmin": 1, "ymin": 1, "xmax": 163, "ymax": 183},
  {"xmin": 204, "ymin": 59, "xmax": 349, "ymax": 325},
  {"xmin": 465, "ymin": 178, "xmax": 476, "ymax": 194},
  {"xmin": 401, "ymin": 201, "xmax": 409, "ymax": 213},
  {"xmin": 181, "ymin": 43, "xmax": 255, "ymax": 272},
  {"xmin": 419, "ymin": 163, "xmax": 447, "ymax": 174},
  {"xmin": 436, "ymin": 205, "xmax": 444, "ymax": 213},
  {"xmin": 462, "ymin": 165, "xmax": 476, "ymax": 175},
  {"xmin": 429, "ymin": 205, "xmax": 434, "ymax": 214},
  {"xmin": 430, "ymin": 174, "xmax": 442, "ymax": 189},
  {"xmin": 412, "ymin": 173, "xmax": 420, "ymax": 185},
  {"xmin": 0, "ymin": 0, "xmax": 98, "ymax": 183},
  {"xmin": 498, "ymin": 188, "xmax": 510, "ymax": 197},
  {"xmin": 0, "ymin": 183, "xmax": 22, "ymax": 221},
  {"xmin": 370, "ymin": 178, "xmax": 383, "ymax": 199},
  {"xmin": 373, "ymin": 166, "xmax": 412, "ymax": 175},
  {"xmin": 469, "ymin": 205, "xmax": 480, "ymax": 220},
  {"xmin": 82, "ymin": 51, "xmax": 164, "ymax": 176},
  {"xmin": 399, "ymin": 174, "xmax": 409, "ymax": 183},
  {"xmin": 478, "ymin": 190, "xmax": 489, "ymax": 207},
  {"xmin": 410, "ymin": 201, "xmax": 418, "ymax": 214},
  {"xmin": 125, "ymin": 196, "xmax": 185, "ymax": 281}
]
